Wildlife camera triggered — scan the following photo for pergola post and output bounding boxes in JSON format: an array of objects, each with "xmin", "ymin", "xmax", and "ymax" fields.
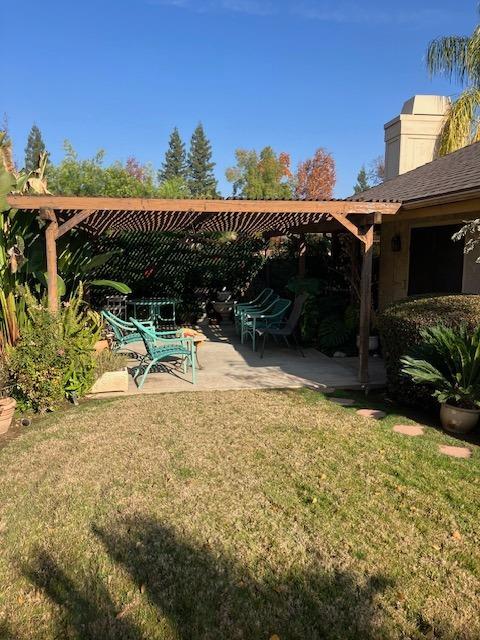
[
  {"xmin": 358, "ymin": 224, "xmax": 374, "ymax": 385},
  {"xmin": 40, "ymin": 207, "xmax": 59, "ymax": 314},
  {"xmin": 298, "ymin": 234, "xmax": 306, "ymax": 278}
]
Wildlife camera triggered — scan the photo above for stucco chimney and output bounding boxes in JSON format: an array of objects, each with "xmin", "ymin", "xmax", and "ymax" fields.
[{"xmin": 384, "ymin": 95, "xmax": 450, "ymax": 180}]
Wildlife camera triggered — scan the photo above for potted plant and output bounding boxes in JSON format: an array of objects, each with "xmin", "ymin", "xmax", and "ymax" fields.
[
  {"xmin": 401, "ymin": 324, "xmax": 480, "ymax": 434},
  {"xmin": 0, "ymin": 358, "xmax": 16, "ymax": 434},
  {"xmin": 90, "ymin": 350, "xmax": 129, "ymax": 394}
]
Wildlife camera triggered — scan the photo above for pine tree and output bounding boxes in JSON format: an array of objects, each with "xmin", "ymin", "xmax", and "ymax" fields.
[
  {"xmin": 187, "ymin": 123, "xmax": 218, "ymax": 197},
  {"xmin": 353, "ymin": 165, "xmax": 370, "ymax": 194},
  {"xmin": 25, "ymin": 124, "xmax": 47, "ymax": 172},
  {"xmin": 159, "ymin": 127, "xmax": 187, "ymax": 182}
]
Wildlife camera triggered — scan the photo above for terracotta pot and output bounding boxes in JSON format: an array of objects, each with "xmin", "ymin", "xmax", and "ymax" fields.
[
  {"xmin": 440, "ymin": 403, "xmax": 480, "ymax": 434},
  {"xmin": 0, "ymin": 397, "xmax": 16, "ymax": 435},
  {"xmin": 94, "ymin": 339, "xmax": 110, "ymax": 353}
]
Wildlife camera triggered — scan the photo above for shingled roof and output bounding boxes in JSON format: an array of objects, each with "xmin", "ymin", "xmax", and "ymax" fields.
[{"xmin": 349, "ymin": 141, "xmax": 480, "ymax": 205}]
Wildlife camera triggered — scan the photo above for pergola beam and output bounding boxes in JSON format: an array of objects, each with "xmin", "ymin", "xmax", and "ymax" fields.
[
  {"xmin": 56, "ymin": 209, "xmax": 98, "ymax": 238},
  {"xmin": 39, "ymin": 207, "xmax": 59, "ymax": 314},
  {"xmin": 358, "ymin": 225, "xmax": 375, "ymax": 384},
  {"xmin": 7, "ymin": 195, "xmax": 401, "ymax": 217}
]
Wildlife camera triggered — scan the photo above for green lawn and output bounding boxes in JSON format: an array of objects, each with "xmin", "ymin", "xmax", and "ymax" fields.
[{"xmin": 0, "ymin": 389, "xmax": 478, "ymax": 639}]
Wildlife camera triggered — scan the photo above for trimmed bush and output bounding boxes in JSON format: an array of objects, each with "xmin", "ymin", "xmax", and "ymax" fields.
[{"xmin": 378, "ymin": 295, "xmax": 480, "ymax": 408}]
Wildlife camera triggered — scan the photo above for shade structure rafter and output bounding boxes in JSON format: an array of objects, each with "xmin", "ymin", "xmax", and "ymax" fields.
[{"xmin": 10, "ymin": 195, "xmax": 402, "ymax": 383}]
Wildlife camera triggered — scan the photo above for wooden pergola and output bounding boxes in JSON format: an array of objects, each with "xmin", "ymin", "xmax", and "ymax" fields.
[{"xmin": 8, "ymin": 195, "xmax": 402, "ymax": 384}]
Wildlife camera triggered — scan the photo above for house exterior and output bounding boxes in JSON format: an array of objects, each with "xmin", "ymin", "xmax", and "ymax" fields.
[{"xmin": 352, "ymin": 95, "xmax": 480, "ymax": 308}]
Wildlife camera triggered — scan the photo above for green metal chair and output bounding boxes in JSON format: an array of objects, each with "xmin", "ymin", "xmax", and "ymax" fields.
[
  {"xmin": 234, "ymin": 288, "xmax": 275, "ymax": 334},
  {"xmin": 239, "ymin": 295, "xmax": 279, "ymax": 344},
  {"xmin": 102, "ymin": 310, "xmax": 180, "ymax": 352},
  {"xmin": 129, "ymin": 318, "xmax": 196, "ymax": 388},
  {"xmin": 242, "ymin": 298, "xmax": 292, "ymax": 352}
]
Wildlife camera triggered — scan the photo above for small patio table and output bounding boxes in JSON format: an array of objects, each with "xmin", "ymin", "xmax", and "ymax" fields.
[
  {"xmin": 181, "ymin": 327, "xmax": 207, "ymax": 369},
  {"xmin": 127, "ymin": 298, "xmax": 180, "ymax": 324}
]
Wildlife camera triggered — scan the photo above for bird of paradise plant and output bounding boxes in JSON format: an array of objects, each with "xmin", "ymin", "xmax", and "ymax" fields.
[{"xmin": 0, "ymin": 131, "xmax": 50, "ymax": 349}]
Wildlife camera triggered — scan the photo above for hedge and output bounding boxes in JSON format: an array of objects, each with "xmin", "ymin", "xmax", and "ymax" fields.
[{"xmin": 377, "ymin": 295, "xmax": 480, "ymax": 408}]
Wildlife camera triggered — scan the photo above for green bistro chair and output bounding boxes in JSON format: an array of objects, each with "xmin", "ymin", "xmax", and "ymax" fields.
[
  {"xmin": 102, "ymin": 310, "xmax": 180, "ymax": 352},
  {"xmin": 238, "ymin": 295, "xmax": 279, "ymax": 342},
  {"xmin": 129, "ymin": 318, "xmax": 196, "ymax": 388},
  {"xmin": 242, "ymin": 298, "xmax": 292, "ymax": 352},
  {"xmin": 239, "ymin": 295, "xmax": 279, "ymax": 344},
  {"xmin": 234, "ymin": 288, "xmax": 275, "ymax": 334}
]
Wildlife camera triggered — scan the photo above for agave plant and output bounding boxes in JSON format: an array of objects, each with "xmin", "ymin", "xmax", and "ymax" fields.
[{"xmin": 401, "ymin": 324, "xmax": 480, "ymax": 410}]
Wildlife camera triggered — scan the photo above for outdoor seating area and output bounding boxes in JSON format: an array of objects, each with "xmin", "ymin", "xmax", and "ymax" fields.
[{"xmin": 98, "ymin": 304, "xmax": 386, "ymax": 394}]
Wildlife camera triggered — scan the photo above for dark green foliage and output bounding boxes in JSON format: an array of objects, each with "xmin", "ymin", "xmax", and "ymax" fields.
[
  {"xmin": 378, "ymin": 295, "xmax": 480, "ymax": 408},
  {"xmin": 401, "ymin": 324, "xmax": 480, "ymax": 409},
  {"xmin": 92, "ymin": 231, "xmax": 265, "ymax": 321},
  {"xmin": 187, "ymin": 124, "xmax": 218, "ymax": 197},
  {"xmin": 159, "ymin": 128, "xmax": 187, "ymax": 182},
  {"xmin": 353, "ymin": 166, "xmax": 369, "ymax": 194},
  {"xmin": 266, "ymin": 235, "xmax": 355, "ymax": 353},
  {"xmin": 24, "ymin": 124, "xmax": 47, "ymax": 172}
]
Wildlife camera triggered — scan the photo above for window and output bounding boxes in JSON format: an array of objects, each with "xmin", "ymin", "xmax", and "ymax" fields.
[{"xmin": 408, "ymin": 224, "xmax": 464, "ymax": 296}]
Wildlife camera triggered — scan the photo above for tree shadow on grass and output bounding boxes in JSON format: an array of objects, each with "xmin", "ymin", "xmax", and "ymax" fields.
[
  {"xmin": 19, "ymin": 517, "xmax": 392, "ymax": 639},
  {"xmin": 93, "ymin": 516, "xmax": 391, "ymax": 640},
  {"xmin": 21, "ymin": 548, "xmax": 143, "ymax": 640}
]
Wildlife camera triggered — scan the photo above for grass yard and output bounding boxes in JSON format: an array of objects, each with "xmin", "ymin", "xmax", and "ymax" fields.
[{"xmin": 0, "ymin": 389, "xmax": 479, "ymax": 640}]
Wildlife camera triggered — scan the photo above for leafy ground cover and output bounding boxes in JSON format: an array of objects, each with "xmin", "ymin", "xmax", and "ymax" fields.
[{"xmin": 0, "ymin": 389, "xmax": 478, "ymax": 639}]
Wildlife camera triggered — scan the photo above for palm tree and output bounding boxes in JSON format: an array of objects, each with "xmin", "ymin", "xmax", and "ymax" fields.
[{"xmin": 426, "ymin": 10, "xmax": 480, "ymax": 154}]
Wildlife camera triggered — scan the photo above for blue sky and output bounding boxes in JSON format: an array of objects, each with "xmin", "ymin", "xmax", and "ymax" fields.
[{"xmin": 4, "ymin": 0, "xmax": 477, "ymax": 196}]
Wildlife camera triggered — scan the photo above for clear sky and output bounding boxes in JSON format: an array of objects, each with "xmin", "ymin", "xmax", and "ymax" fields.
[{"xmin": 4, "ymin": 0, "xmax": 477, "ymax": 197}]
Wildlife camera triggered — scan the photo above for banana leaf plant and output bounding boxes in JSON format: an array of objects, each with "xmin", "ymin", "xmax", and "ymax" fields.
[{"xmin": 0, "ymin": 131, "xmax": 130, "ymax": 349}]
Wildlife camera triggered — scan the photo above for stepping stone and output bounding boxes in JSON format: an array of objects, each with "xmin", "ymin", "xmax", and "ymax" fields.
[
  {"xmin": 439, "ymin": 445, "xmax": 472, "ymax": 459},
  {"xmin": 330, "ymin": 397, "xmax": 355, "ymax": 406},
  {"xmin": 393, "ymin": 424, "xmax": 424, "ymax": 436},
  {"xmin": 356, "ymin": 408, "xmax": 386, "ymax": 420}
]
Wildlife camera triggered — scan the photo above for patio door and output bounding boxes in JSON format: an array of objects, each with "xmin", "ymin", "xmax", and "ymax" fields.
[{"xmin": 408, "ymin": 224, "xmax": 464, "ymax": 296}]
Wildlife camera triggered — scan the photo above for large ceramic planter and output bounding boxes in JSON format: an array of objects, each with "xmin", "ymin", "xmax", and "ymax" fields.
[
  {"xmin": 0, "ymin": 397, "xmax": 16, "ymax": 434},
  {"xmin": 356, "ymin": 335, "xmax": 379, "ymax": 352},
  {"xmin": 440, "ymin": 403, "xmax": 480, "ymax": 434},
  {"xmin": 90, "ymin": 368, "xmax": 129, "ymax": 394}
]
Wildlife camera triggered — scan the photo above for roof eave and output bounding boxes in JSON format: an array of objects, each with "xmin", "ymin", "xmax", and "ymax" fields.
[{"xmin": 401, "ymin": 187, "xmax": 480, "ymax": 210}]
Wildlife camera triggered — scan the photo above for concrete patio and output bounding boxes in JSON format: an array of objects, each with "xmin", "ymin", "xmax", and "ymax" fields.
[{"xmin": 97, "ymin": 321, "xmax": 386, "ymax": 395}]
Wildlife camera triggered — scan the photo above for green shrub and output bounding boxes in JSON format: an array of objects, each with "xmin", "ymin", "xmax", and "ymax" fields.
[
  {"xmin": 378, "ymin": 295, "xmax": 480, "ymax": 408},
  {"xmin": 8, "ymin": 311, "xmax": 67, "ymax": 412},
  {"xmin": 7, "ymin": 286, "xmax": 101, "ymax": 413}
]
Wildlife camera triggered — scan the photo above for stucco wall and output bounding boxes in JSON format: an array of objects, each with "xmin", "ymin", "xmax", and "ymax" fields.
[{"xmin": 379, "ymin": 199, "xmax": 480, "ymax": 308}]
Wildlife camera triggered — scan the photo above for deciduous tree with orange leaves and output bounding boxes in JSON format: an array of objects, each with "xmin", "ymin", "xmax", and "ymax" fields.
[{"xmin": 295, "ymin": 148, "xmax": 336, "ymax": 200}]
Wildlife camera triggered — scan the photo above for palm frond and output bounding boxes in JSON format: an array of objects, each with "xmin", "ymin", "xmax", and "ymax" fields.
[
  {"xmin": 438, "ymin": 88, "xmax": 480, "ymax": 155},
  {"xmin": 426, "ymin": 35, "xmax": 471, "ymax": 83}
]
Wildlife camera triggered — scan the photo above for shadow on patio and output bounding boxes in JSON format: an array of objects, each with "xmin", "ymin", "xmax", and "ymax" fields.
[{"xmin": 115, "ymin": 320, "xmax": 386, "ymax": 395}]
